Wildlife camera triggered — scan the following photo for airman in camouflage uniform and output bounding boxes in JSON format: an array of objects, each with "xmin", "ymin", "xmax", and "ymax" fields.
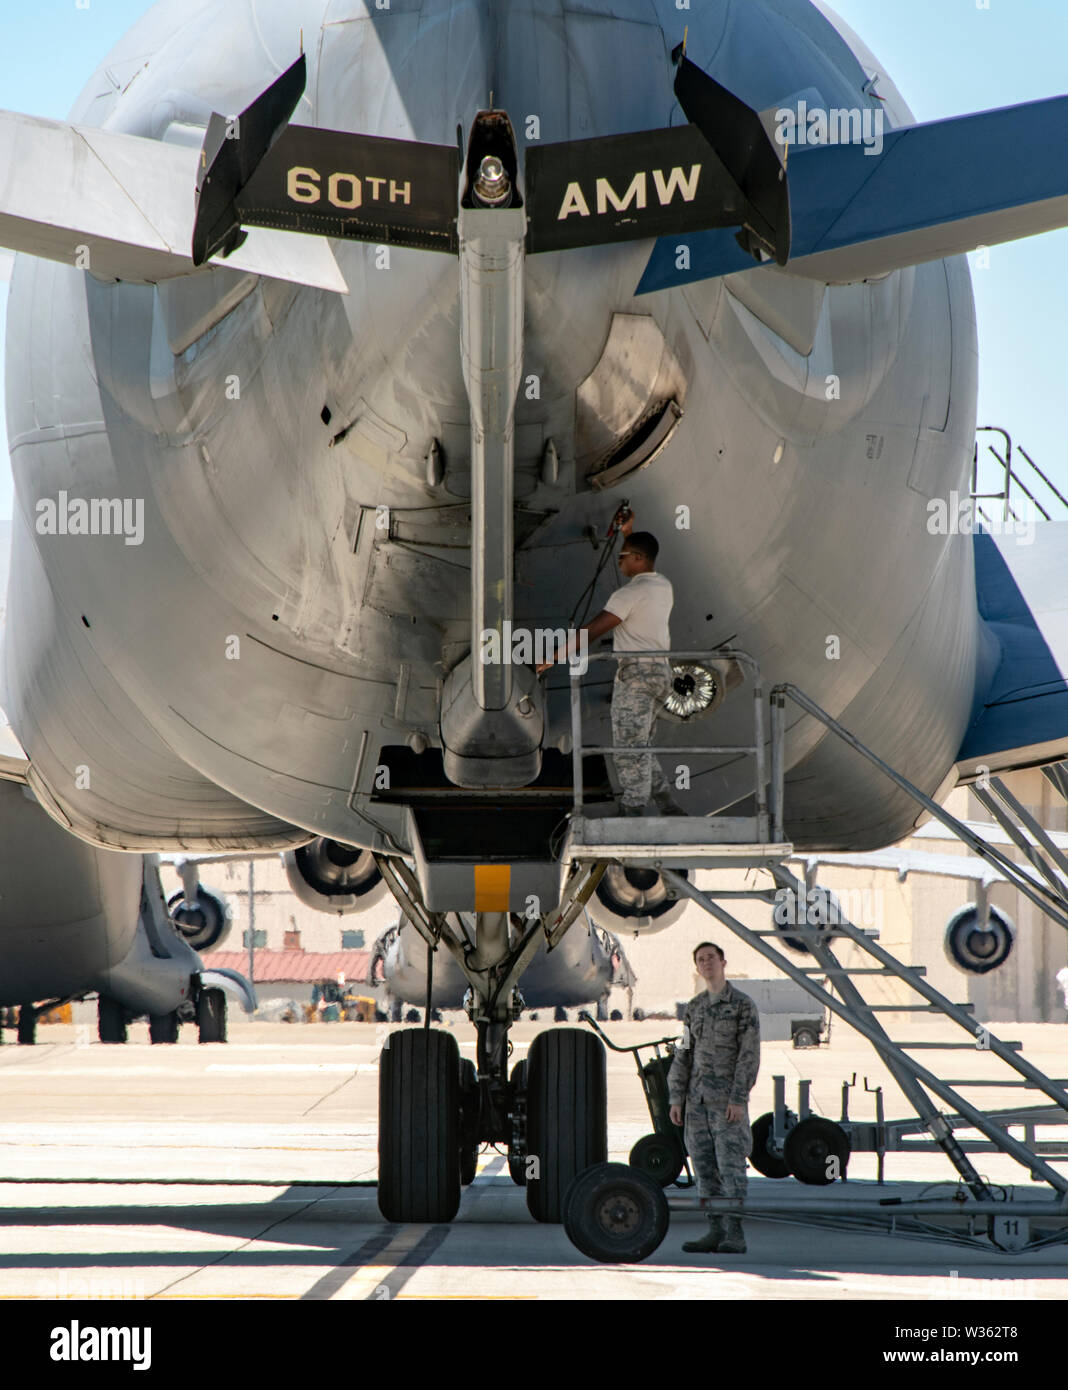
[
  {"xmin": 534, "ymin": 508, "xmax": 683, "ymax": 814},
  {"xmin": 668, "ymin": 942, "xmax": 760, "ymax": 1254},
  {"xmin": 611, "ymin": 660, "xmax": 675, "ymax": 811}
]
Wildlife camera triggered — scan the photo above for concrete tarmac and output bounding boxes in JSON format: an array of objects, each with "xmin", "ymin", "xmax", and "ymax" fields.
[{"xmin": 1, "ymin": 1019, "xmax": 1067, "ymax": 1300}]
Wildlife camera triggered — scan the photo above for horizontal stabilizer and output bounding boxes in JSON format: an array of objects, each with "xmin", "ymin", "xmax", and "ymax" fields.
[
  {"xmin": 195, "ymin": 53, "xmax": 789, "ymax": 261},
  {"xmin": 957, "ymin": 522, "xmax": 1068, "ymax": 779},
  {"xmin": 526, "ymin": 125, "xmax": 754, "ymax": 253},
  {"xmin": 233, "ymin": 126, "xmax": 461, "ymax": 253},
  {"xmin": 0, "ymin": 108, "xmax": 347, "ymax": 291},
  {"xmin": 639, "ymin": 93, "xmax": 1068, "ymax": 292}
]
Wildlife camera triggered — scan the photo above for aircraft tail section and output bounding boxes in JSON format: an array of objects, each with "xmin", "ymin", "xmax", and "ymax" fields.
[
  {"xmin": 956, "ymin": 522, "xmax": 1068, "ymax": 779},
  {"xmin": 639, "ymin": 92, "xmax": 1068, "ymax": 291}
]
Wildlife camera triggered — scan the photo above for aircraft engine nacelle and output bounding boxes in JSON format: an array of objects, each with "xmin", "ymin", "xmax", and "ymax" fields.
[
  {"xmin": 371, "ymin": 921, "xmax": 469, "ymax": 1007},
  {"xmin": 584, "ymin": 865, "xmax": 689, "ymax": 935},
  {"xmin": 284, "ymin": 840, "xmax": 387, "ymax": 914},
  {"xmin": 943, "ymin": 902, "xmax": 1015, "ymax": 974},
  {"xmin": 167, "ymin": 885, "xmax": 232, "ymax": 951}
]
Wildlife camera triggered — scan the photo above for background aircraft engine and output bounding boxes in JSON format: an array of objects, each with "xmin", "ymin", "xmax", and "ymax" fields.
[
  {"xmin": 167, "ymin": 885, "xmax": 231, "ymax": 951},
  {"xmin": 284, "ymin": 840, "xmax": 387, "ymax": 914},
  {"xmin": 943, "ymin": 903, "xmax": 1015, "ymax": 974},
  {"xmin": 585, "ymin": 865, "xmax": 688, "ymax": 935}
]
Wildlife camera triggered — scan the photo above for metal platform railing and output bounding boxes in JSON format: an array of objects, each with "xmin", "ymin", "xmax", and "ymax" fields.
[
  {"xmin": 972, "ymin": 425, "xmax": 1068, "ymax": 525},
  {"xmin": 567, "ymin": 645, "xmax": 770, "ymax": 825}
]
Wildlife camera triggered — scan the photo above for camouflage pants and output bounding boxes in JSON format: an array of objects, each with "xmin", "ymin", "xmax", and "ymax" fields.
[
  {"xmin": 611, "ymin": 662, "xmax": 672, "ymax": 810},
  {"xmin": 684, "ymin": 1092, "xmax": 752, "ymax": 1203}
]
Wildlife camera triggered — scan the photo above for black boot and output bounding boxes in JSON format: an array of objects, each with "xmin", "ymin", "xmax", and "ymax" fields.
[
  {"xmin": 717, "ymin": 1216, "xmax": 747, "ymax": 1254},
  {"xmin": 682, "ymin": 1217, "xmax": 724, "ymax": 1253}
]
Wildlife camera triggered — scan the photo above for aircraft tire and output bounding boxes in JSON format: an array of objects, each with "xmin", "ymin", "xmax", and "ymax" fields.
[
  {"xmin": 17, "ymin": 1005, "xmax": 36, "ymax": 1045},
  {"xmin": 378, "ymin": 1028, "xmax": 461, "ymax": 1222},
  {"xmin": 508, "ymin": 1059, "xmax": 528, "ymax": 1185},
  {"xmin": 783, "ymin": 1116, "xmax": 850, "ymax": 1186},
  {"xmin": 97, "ymin": 995, "xmax": 127, "ymax": 1045},
  {"xmin": 197, "ymin": 988, "xmax": 227, "ymax": 1043},
  {"xmin": 628, "ymin": 1130, "xmax": 685, "ymax": 1187},
  {"xmin": 459, "ymin": 1058, "xmax": 478, "ymax": 1185},
  {"xmin": 749, "ymin": 1112, "xmax": 792, "ymax": 1179},
  {"xmin": 563, "ymin": 1162, "xmax": 669, "ymax": 1264},
  {"xmin": 525, "ymin": 1028, "xmax": 607, "ymax": 1222},
  {"xmin": 148, "ymin": 1011, "xmax": 179, "ymax": 1044}
]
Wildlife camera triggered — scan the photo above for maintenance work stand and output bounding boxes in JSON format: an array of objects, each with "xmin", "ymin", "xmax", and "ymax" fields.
[{"xmin": 557, "ymin": 648, "xmax": 1068, "ymax": 1264}]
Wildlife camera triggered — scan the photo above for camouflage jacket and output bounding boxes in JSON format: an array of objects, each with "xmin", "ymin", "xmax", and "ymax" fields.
[{"xmin": 667, "ymin": 982, "xmax": 760, "ymax": 1107}]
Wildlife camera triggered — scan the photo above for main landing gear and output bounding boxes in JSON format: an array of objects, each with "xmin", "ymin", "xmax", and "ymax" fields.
[
  {"xmin": 374, "ymin": 862, "xmax": 609, "ymax": 1225},
  {"xmin": 377, "ymin": 1016, "xmax": 607, "ymax": 1225}
]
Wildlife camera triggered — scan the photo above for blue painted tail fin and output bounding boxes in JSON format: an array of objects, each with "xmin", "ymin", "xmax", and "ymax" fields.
[{"xmin": 957, "ymin": 522, "xmax": 1068, "ymax": 778}]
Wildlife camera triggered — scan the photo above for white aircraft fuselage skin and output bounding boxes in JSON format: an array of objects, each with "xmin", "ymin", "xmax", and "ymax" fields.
[{"xmin": 4, "ymin": 0, "xmax": 980, "ymax": 880}]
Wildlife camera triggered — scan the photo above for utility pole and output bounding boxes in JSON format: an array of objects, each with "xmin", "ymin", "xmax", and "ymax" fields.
[{"xmin": 247, "ymin": 859, "xmax": 255, "ymax": 988}]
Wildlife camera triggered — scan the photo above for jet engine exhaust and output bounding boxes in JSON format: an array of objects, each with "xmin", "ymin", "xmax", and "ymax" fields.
[
  {"xmin": 167, "ymin": 885, "xmax": 231, "ymax": 951},
  {"xmin": 586, "ymin": 864, "xmax": 689, "ymax": 934},
  {"xmin": 284, "ymin": 839, "xmax": 387, "ymax": 913}
]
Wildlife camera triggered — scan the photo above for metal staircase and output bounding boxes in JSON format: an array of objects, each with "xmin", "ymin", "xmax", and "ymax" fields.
[{"xmin": 560, "ymin": 649, "xmax": 1068, "ymax": 1250}]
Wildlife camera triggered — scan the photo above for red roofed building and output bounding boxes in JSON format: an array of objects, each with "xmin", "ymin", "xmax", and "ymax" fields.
[{"xmin": 200, "ymin": 949, "xmax": 370, "ymax": 985}]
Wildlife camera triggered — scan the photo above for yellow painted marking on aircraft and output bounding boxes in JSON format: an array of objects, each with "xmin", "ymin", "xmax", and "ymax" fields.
[{"xmin": 474, "ymin": 864, "xmax": 511, "ymax": 911}]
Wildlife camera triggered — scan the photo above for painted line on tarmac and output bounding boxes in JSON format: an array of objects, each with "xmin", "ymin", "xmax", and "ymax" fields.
[
  {"xmin": 300, "ymin": 1226, "xmax": 402, "ymax": 1300},
  {"xmin": 302, "ymin": 1209, "xmax": 463, "ymax": 1301}
]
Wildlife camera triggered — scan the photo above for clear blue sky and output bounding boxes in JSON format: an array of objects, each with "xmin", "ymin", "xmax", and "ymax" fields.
[{"xmin": 2, "ymin": 0, "xmax": 1068, "ymax": 516}]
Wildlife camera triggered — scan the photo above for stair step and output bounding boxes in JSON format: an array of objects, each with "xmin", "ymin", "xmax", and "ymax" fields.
[
  {"xmin": 943, "ymin": 1079, "xmax": 1068, "ymax": 1088},
  {"xmin": 852, "ymin": 1003, "xmax": 976, "ymax": 1013},
  {"xmin": 798, "ymin": 966, "xmax": 926, "ymax": 976}
]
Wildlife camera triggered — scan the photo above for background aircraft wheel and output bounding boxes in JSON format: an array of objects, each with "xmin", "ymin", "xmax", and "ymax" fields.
[
  {"xmin": 525, "ymin": 1028, "xmax": 607, "ymax": 1222},
  {"xmin": 459, "ymin": 1058, "xmax": 478, "ymax": 1185},
  {"xmin": 792, "ymin": 1025, "xmax": 819, "ymax": 1049},
  {"xmin": 628, "ymin": 1130, "xmax": 685, "ymax": 1187},
  {"xmin": 378, "ymin": 1028, "xmax": 461, "ymax": 1223},
  {"xmin": 197, "ymin": 988, "xmax": 227, "ymax": 1043},
  {"xmin": 508, "ymin": 1059, "xmax": 528, "ymax": 1186},
  {"xmin": 97, "ymin": 995, "xmax": 127, "ymax": 1044},
  {"xmin": 563, "ymin": 1162, "xmax": 669, "ymax": 1264},
  {"xmin": 148, "ymin": 1011, "xmax": 179, "ymax": 1044},
  {"xmin": 17, "ymin": 1005, "xmax": 36, "ymax": 1045},
  {"xmin": 749, "ymin": 1112, "xmax": 791, "ymax": 1179},
  {"xmin": 783, "ymin": 1117, "xmax": 851, "ymax": 1185}
]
